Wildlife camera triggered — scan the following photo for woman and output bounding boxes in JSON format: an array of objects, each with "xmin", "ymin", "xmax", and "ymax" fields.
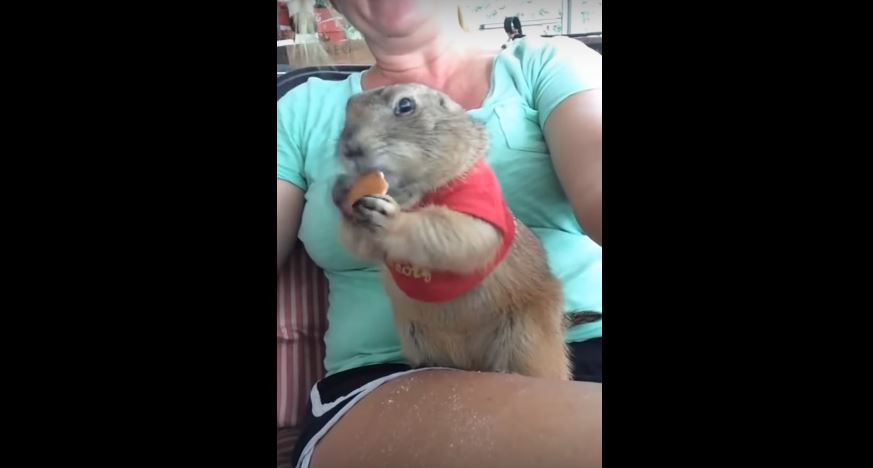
[{"xmin": 277, "ymin": 2, "xmax": 602, "ymax": 467}]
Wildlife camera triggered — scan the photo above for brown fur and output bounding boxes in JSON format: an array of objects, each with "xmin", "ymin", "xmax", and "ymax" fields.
[{"xmin": 333, "ymin": 83, "xmax": 570, "ymax": 380}]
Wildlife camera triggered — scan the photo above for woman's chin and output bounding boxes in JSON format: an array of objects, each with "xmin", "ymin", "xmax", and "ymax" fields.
[{"xmin": 365, "ymin": 0, "xmax": 437, "ymax": 36}]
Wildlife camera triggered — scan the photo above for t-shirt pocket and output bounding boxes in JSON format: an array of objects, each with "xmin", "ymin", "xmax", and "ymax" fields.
[{"xmin": 494, "ymin": 102, "xmax": 549, "ymax": 154}]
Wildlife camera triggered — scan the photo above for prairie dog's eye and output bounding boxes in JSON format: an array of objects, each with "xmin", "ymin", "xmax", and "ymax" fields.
[{"xmin": 394, "ymin": 97, "xmax": 416, "ymax": 116}]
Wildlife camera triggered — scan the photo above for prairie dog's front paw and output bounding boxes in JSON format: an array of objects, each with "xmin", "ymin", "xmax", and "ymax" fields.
[{"xmin": 352, "ymin": 195, "xmax": 398, "ymax": 230}]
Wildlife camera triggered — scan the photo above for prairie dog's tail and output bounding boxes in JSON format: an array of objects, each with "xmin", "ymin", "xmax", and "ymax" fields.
[{"xmin": 566, "ymin": 311, "xmax": 602, "ymax": 328}]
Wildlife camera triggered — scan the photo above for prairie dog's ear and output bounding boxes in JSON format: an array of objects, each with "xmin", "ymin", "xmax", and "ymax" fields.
[{"xmin": 439, "ymin": 94, "xmax": 464, "ymax": 113}]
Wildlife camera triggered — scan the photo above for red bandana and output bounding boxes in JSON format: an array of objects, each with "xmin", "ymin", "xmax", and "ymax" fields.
[{"xmin": 386, "ymin": 160, "xmax": 516, "ymax": 302}]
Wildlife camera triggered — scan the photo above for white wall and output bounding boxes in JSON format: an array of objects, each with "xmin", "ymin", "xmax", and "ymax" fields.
[
  {"xmin": 458, "ymin": 0, "xmax": 602, "ymax": 44},
  {"xmin": 569, "ymin": 0, "xmax": 603, "ymax": 34}
]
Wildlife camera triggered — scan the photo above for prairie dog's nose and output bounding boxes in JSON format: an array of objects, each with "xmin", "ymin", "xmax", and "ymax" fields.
[
  {"xmin": 340, "ymin": 123, "xmax": 365, "ymax": 159},
  {"xmin": 344, "ymin": 142, "xmax": 364, "ymax": 159}
]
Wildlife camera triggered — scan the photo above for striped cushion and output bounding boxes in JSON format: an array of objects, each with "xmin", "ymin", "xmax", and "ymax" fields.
[
  {"xmin": 277, "ymin": 427, "xmax": 302, "ymax": 468},
  {"xmin": 277, "ymin": 244, "xmax": 328, "ymax": 429}
]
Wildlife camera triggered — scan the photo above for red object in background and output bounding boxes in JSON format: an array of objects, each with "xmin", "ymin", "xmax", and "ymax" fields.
[
  {"xmin": 314, "ymin": 7, "xmax": 346, "ymax": 42},
  {"xmin": 277, "ymin": 2, "xmax": 290, "ymax": 27}
]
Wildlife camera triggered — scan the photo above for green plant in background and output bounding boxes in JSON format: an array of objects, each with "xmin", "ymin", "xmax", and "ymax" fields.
[
  {"xmin": 312, "ymin": 0, "xmax": 362, "ymax": 40},
  {"xmin": 343, "ymin": 23, "xmax": 362, "ymax": 41}
]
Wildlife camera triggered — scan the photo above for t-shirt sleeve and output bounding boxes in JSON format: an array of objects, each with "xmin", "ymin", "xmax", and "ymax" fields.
[
  {"xmin": 277, "ymin": 99, "xmax": 308, "ymax": 191},
  {"xmin": 525, "ymin": 37, "xmax": 602, "ymax": 128}
]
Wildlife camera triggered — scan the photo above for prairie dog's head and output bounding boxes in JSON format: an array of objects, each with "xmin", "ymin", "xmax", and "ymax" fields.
[{"xmin": 338, "ymin": 83, "xmax": 488, "ymax": 205}]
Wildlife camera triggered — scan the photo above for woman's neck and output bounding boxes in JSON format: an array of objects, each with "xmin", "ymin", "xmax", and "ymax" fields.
[
  {"xmin": 361, "ymin": 38, "xmax": 494, "ymax": 110},
  {"xmin": 363, "ymin": 38, "xmax": 467, "ymax": 91}
]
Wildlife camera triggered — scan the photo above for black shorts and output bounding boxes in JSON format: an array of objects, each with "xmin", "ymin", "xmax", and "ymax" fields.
[{"xmin": 290, "ymin": 338, "xmax": 602, "ymax": 467}]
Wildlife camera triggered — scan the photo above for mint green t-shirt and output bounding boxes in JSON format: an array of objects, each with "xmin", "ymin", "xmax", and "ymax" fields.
[{"xmin": 278, "ymin": 37, "xmax": 602, "ymax": 376}]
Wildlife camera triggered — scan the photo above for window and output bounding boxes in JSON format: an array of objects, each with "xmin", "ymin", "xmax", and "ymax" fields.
[{"xmin": 277, "ymin": 0, "xmax": 374, "ymax": 72}]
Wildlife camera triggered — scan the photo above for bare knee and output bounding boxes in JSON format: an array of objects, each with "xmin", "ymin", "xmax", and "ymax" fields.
[{"xmin": 311, "ymin": 370, "xmax": 601, "ymax": 468}]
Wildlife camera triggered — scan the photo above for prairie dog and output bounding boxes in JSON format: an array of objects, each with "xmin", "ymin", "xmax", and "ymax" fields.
[{"xmin": 332, "ymin": 83, "xmax": 570, "ymax": 380}]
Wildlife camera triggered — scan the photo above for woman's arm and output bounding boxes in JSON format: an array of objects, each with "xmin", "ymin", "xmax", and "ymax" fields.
[
  {"xmin": 545, "ymin": 89, "xmax": 602, "ymax": 246},
  {"xmin": 277, "ymin": 179, "xmax": 305, "ymax": 272}
]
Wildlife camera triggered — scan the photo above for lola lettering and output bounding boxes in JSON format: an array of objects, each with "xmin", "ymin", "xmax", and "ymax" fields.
[{"xmin": 393, "ymin": 262, "xmax": 432, "ymax": 283}]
